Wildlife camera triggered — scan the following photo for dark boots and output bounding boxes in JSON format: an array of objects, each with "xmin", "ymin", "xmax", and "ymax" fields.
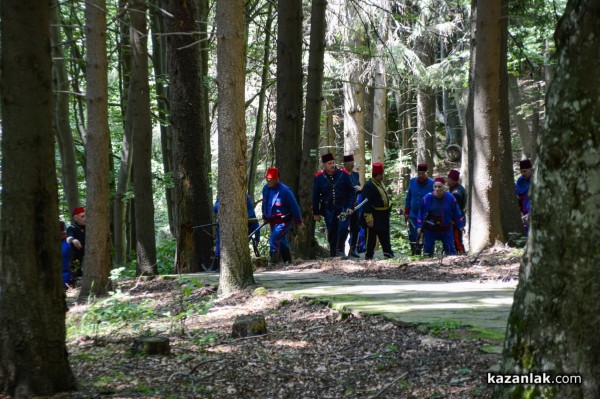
[
  {"xmin": 280, "ymin": 247, "xmax": 292, "ymax": 264},
  {"xmin": 348, "ymin": 246, "xmax": 360, "ymax": 258},
  {"xmin": 410, "ymin": 243, "xmax": 422, "ymax": 256},
  {"xmin": 269, "ymin": 251, "xmax": 280, "ymax": 266}
]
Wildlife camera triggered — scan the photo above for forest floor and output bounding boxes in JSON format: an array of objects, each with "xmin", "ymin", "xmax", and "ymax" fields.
[{"xmin": 48, "ymin": 246, "xmax": 520, "ymax": 399}]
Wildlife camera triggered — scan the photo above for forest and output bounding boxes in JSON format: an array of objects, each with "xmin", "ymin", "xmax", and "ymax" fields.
[{"xmin": 2, "ymin": 0, "xmax": 600, "ymax": 398}]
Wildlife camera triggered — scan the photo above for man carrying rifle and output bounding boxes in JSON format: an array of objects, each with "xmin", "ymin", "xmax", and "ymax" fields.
[
  {"xmin": 341, "ymin": 154, "xmax": 362, "ymax": 258},
  {"xmin": 211, "ymin": 194, "xmax": 260, "ymax": 272},
  {"xmin": 262, "ymin": 167, "xmax": 303, "ymax": 265},
  {"xmin": 312, "ymin": 153, "xmax": 356, "ymax": 257},
  {"xmin": 361, "ymin": 162, "xmax": 395, "ymax": 260}
]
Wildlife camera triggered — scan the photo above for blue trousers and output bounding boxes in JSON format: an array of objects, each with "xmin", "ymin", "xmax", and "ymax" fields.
[
  {"xmin": 423, "ymin": 229, "xmax": 456, "ymax": 256},
  {"xmin": 269, "ymin": 222, "xmax": 292, "ymax": 253},
  {"xmin": 323, "ymin": 208, "xmax": 349, "ymax": 256}
]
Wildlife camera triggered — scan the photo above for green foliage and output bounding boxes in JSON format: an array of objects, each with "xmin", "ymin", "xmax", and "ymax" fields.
[
  {"xmin": 156, "ymin": 236, "xmax": 176, "ymax": 275},
  {"xmin": 166, "ymin": 278, "xmax": 213, "ymax": 335}
]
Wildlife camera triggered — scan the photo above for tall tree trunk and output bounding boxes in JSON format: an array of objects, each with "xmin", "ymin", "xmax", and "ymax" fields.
[
  {"xmin": 498, "ymin": 0, "xmax": 523, "ymax": 240},
  {"xmin": 216, "ymin": 0, "xmax": 255, "ymax": 294},
  {"xmin": 50, "ymin": 0, "xmax": 81, "ymax": 213},
  {"xmin": 372, "ymin": 59, "xmax": 387, "ymax": 164},
  {"xmin": 275, "ymin": 0, "xmax": 303, "ymax": 194},
  {"xmin": 150, "ymin": 0, "xmax": 174, "ymax": 235},
  {"xmin": 79, "ymin": 0, "xmax": 113, "ymax": 299},
  {"xmin": 0, "ymin": 0, "xmax": 77, "ymax": 395},
  {"xmin": 321, "ymin": 97, "xmax": 336, "ymax": 155},
  {"xmin": 468, "ymin": 0, "xmax": 504, "ymax": 254},
  {"xmin": 415, "ymin": 37, "xmax": 435, "ymax": 171},
  {"xmin": 113, "ymin": 0, "xmax": 133, "ymax": 266},
  {"xmin": 248, "ymin": 1, "xmax": 275, "ymax": 203},
  {"xmin": 498, "ymin": 2, "xmax": 600, "ymax": 397},
  {"xmin": 344, "ymin": 63, "xmax": 366, "ymax": 184},
  {"xmin": 162, "ymin": 0, "xmax": 212, "ymax": 273},
  {"xmin": 295, "ymin": 0, "xmax": 327, "ymax": 259},
  {"xmin": 508, "ymin": 75, "xmax": 535, "ymax": 161},
  {"xmin": 198, "ymin": 0, "xmax": 213, "ymax": 213},
  {"xmin": 130, "ymin": 0, "xmax": 157, "ymax": 275}
]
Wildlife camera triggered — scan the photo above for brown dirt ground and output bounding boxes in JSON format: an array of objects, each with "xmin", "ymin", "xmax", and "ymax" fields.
[{"xmin": 47, "ymin": 247, "xmax": 520, "ymax": 399}]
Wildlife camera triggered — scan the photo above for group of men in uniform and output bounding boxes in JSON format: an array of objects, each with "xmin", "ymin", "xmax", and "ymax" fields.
[{"xmin": 211, "ymin": 152, "xmax": 533, "ymax": 266}]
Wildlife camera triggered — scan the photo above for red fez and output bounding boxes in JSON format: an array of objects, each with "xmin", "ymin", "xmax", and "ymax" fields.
[
  {"xmin": 73, "ymin": 207, "xmax": 85, "ymax": 216},
  {"xmin": 343, "ymin": 154, "xmax": 354, "ymax": 163},
  {"xmin": 417, "ymin": 163, "xmax": 428, "ymax": 172},
  {"xmin": 265, "ymin": 167, "xmax": 279, "ymax": 179},
  {"xmin": 519, "ymin": 159, "xmax": 532, "ymax": 169},
  {"xmin": 321, "ymin": 153, "xmax": 334, "ymax": 163},
  {"xmin": 434, "ymin": 177, "xmax": 445, "ymax": 184},
  {"xmin": 372, "ymin": 162, "xmax": 384, "ymax": 175},
  {"xmin": 448, "ymin": 169, "xmax": 460, "ymax": 181}
]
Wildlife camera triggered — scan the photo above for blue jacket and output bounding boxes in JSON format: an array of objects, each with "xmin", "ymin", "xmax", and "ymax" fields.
[
  {"xmin": 214, "ymin": 194, "xmax": 260, "ymax": 239},
  {"xmin": 417, "ymin": 192, "xmax": 465, "ymax": 230},
  {"xmin": 515, "ymin": 176, "xmax": 531, "ymax": 215},
  {"xmin": 262, "ymin": 182, "xmax": 302, "ymax": 225},
  {"xmin": 405, "ymin": 177, "xmax": 434, "ymax": 219},
  {"xmin": 312, "ymin": 168, "xmax": 355, "ymax": 215}
]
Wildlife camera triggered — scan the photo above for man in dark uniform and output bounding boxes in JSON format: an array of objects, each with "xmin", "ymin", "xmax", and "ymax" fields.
[
  {"xmin": 341, "ymin": 154, "xmax": 362, "ymax": 258},
  {"xmin": 312, "ymin": 153, "xmax": 356, "ymax": 257},
  {"xmin": 447, "ymin": 169, "xmax": 466, "ymax": 254},
  {"xmin": 66, "ymin": 206, "xmax": 85, "ymax": 278},
  {"xmin": 361, "ymin": 162, "xmax": 394, "ymax": 260},
  {"xmin": 515, "ymin": 159, "xmax": 533, "ymax": 235},
  {"xmin": 404, "ymin": 164, "xmax": 434, "ymax": 255}
]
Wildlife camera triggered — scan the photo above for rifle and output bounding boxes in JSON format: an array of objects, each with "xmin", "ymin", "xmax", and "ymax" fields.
[
  {"xmin": 337, "ymin": 198, "xmax": 368, "ymax": 221},
  {"xmin": 192, "ymin": 217, "xmax": 258, "ymax": 230}
]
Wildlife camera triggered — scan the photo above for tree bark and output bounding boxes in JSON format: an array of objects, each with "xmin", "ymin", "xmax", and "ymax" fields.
[
  {"xmin": 79, "ymin": 0, "xmax": 113, "ymax": 299},
  {"xmin": 498, "ymin": 2, "xmax": 600, "ymax": 397},
  {"xmin": 0, "ymin": 0, "xmax": 76, "ymax": 394},
  {"xmin": 467, "ymin": 0, "xmax": 504, "ymax": 253},
  {"xmin": 216, "ymin": 0, "xmax": 255, "ymax": 294},
  {"xmin": 275, "ymin": 0, "xmax": 304, "ymax": 193},
  {"xmin": 344, "ymin": 62, "xmax": 366, "ymax": 184},
  {"xmin": 130, "ymin": 0, "xmax": 158, "ymax": 275},
  {"xmin": 415, "ymin": 36, "xmax": 435, "ymax": 171},
  {"xmin": 162, "ymin": 0, "xmax": 213, "ymax": 273},
  {"xmin": 50, "ymin": 0, "xmax": 81, "ymax": 214},
  {"xmin": 295, "ymin": 0, "xmax": 327, "ymax": 259}
]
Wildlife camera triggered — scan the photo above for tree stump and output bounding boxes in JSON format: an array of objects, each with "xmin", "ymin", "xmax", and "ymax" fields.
[
  {"xmin": 445, "ymin": 144, "xmax": 462, "ymax": 162},
  {"xmin": 231, "ymin": 314, "xmax": 267, "ymax": 338},
  {"xmin": 132, "ymin": 336, "xmax": 170, "ymax": 356}
]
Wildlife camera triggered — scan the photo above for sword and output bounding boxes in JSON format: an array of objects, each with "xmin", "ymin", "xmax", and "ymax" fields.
[{"xmin": 338, "ymin": 198, "xmax": 368, "ymax": 221}]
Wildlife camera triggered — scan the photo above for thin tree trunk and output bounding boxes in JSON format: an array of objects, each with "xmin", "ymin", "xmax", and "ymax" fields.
[
  {"xmin": 344, "ymin": 64, "xmax": 366, "ymax": 184},
  {"xmin": 79, "ymin": 0, "xmax": 113, "ymax": 299},
  {"xmin": 372, "ymin": 58, "xmax": 387, "ymax": 164},
  {"xmin": 415, "ymin": 37, "xmax": 435, "ymax": 171},
  {"xmin": 216, "ymin": 0, "xmax": 255, "ymax": 294},
  {"xmin": 295, "ymin": 0, "xmax": 327, "ymax": 259},
  {"xmin": 248, "ymin": 1, "xmax": 274, "ymax": 203},
  {"xmin": 130, "ymin": 0, "xmax": 157, "ymax": 275},
  {"xmin": 0, "ymin": 1, "xmax": 77, "ymax": 394},
  {"xmin": 508, "ymin": 75, "xmax": 534, "ymax": 161},
  {"xmin": 50, "ymin": 0, "xmax": 81, "ymax": 213}
]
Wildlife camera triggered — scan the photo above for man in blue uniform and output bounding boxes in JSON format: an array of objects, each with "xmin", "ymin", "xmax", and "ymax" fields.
[
  {"xmin": 404, "ymin": 164, "xmax": 434, "ymax": 255},
  {"xmin": 515, "ymin": 159, "xmax": 532, "ymax": 235},
  {"xmin": 212, "ymin": 194, "xmax": 260, "ymax": 271},
  {"xmin": 447, "ymin": 169, "xmax": 466, "ymax": 254},
  {"xmin": 417, "ymin": 177, "xmax": 464, "ymax": 257},
  {"xmin": 262, "ymin": 167, "xmax": 303, "ymax": 264},
  {"xmin": 312, "ymin": 153, "xmax": 356, "ymax": 257},
  {"xmin": 361, "ymin": 162, "xmax": 394, "ymax": 260},
  {"xmin": 341, "ymin": 154, "xmax": 362, "ymax": 258}
]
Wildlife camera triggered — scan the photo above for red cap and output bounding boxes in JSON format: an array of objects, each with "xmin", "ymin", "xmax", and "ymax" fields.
[
  {"xmin": 448, "ymin": 169, "xmax": 460, "ymax": 181},
  {"xmin": 321, "ymin": 153, "xmax": 334, "ymax": 163},
  {"xmin": 73, "ymin": 207, "xmax": 85, "ymax": 216},
  {"xmin": 343, "ymin": 154, "xmax": 354, "ymax": 163},
  {"xmin": 372, "ymin": 162, "xmax": 384, "ymax": 175},
  {"xmin": 519, "ymin": 159, "xmax": 532, "ymax": 169},
  {"xmin": 265, "ymin": 167, "xmax": 279, "ymax": 179},
  {"xmin": 434, "ymin": 177, "xmax": 445, "ymax": 184},
  {"xmin": 417, "ymin": 163, "xmax": 428, "ymax": 172}
]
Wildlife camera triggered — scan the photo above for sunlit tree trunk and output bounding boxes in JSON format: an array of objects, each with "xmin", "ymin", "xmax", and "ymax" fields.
[
  {"xmin": 372, "ymin": 7, "xmax": 389, "ymax": 165},
  {"xmin": 275, "ymin": 0, "xmax": 303, "ymax": 193},
  {"xmin": 130, "ymin": 0, "xmax": 157, "ymax": 275},
  {"xmin": 0, "ymin": 1, "xmax": 77, "ymax": 395},
  {"xmin": 415, "ymin": 36, "xmax": 435, "ymax": 171},
  {"xmin": 498, "ymin": 2, "xmax": 600, "ymax": 397},
  {"xmin": 295, "ymin": 0, "xmax": 327, "ymax": 259},
  {"xmin": 216, "ymin": 0, "xmax": 255, "ymax": 294},
  {"xmin": 467, "ymin": 0, "xmax": 504, "ymax": 254},
  {"xmin": 79, "ymin": 0, "xmax": 113, "ymax": 298}
]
